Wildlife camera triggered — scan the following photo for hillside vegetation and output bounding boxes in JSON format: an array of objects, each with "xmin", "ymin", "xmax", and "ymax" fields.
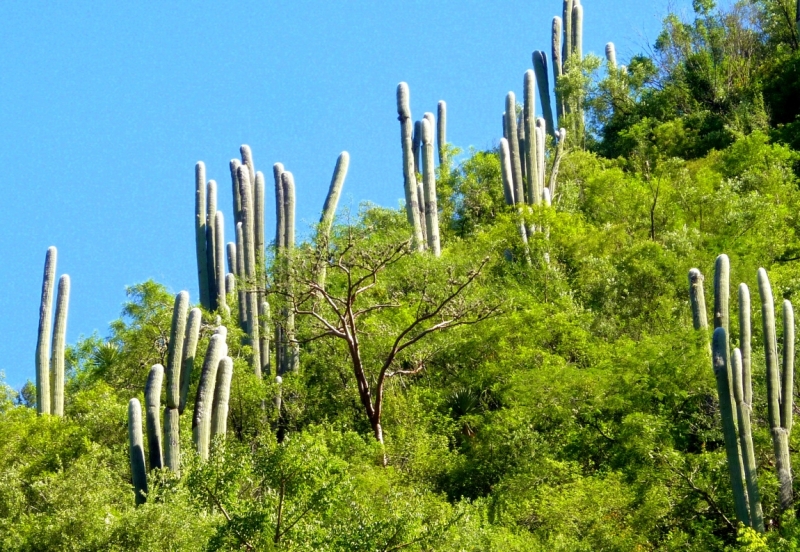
[{"xmin": 3, "ymin": 1, "xmax": 800, "ymax": 550}]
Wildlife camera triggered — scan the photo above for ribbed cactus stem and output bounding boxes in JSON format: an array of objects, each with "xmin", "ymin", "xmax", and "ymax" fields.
[
  {"xmin": 499, "ymin": 138, "xmax": 515, "ymax": 206},
  {"xmin": 274, "ymin": 375, "xmax": 283, "ymax": 412},
  {"xmin": 195, "ymin": 163, "xmax": 210, "ymax": 309},
  {"xmin": 437, "ymin": 101, "xmax": 447, "ymax": 166},
  {"xmin": 421, "ymin": 118, "xmax": 441, "ymax": 256},
  {"xmin": 713, "ymin": 254, "xmax": 730, "ymax": 334},
  {"xmin": 282, "ymin": 171, "xmax": 299, "ymax": 373},
  {"xmin": 417, "ymin": 182, "xmax": 427, "ymax": 243},
  {"xmin": 523, "ymin": 70, "xmax": 539, "ymax": 205},
  {"xmin": 316, "ymin": 152, "xmax": 349, "ymax": 288},
  {"xmin": 215, "ymin": 212, "xmax": 227, "ymax": 313},
  {"xmin": 757, "ymin": 267, "xmax": 794, "ymax": 513},
  {"xmin": 547, "ymin": 128, "xmax": 568, "ymax": 198},
  {"xmin": 739, "ymin": 284, "xmax": 752, "ymax": 405},
  {"xmin": 397, "ymin": 82, "xmax": 425, "ymax": 251},
  {"xmin": 163, "ymin": 407, "xmax": 180, "ymax": 475},
  {"xmin": 502, "ymin": 112, "xmax": 507, "ymax": 140},
  {"xmin": 240, "ymin": 166, "xmax": 261, "ymax": 374},
  {"xmin": 226, "ymin": 242, "xmax": 237, "ymax": 276},
  {"xmin": 236, "ymin": 222, "xmax": 247, "ymax": 328},
  {"xmin": 273, "ymin": 163, "xmax": 285, "ymax": 251},
  {"xmin": 605, "ymin": 42, "xmax": 617, "ymax": 68},
  {"xmin": 572, "ymin": 3, "xmax": 583, "ymax": 62},
  {"xmin": 533, "ymin": 51, "xmax": 556, "ymax": 137},
  {"xmin": 505, "ymin": 92, "xmax": 525, "ymax": 205},
  {"xmin": 260, "ymin": 301, "xmax": 271, "ymax": 376},
  {"xmin": 226, "ymin": 273, "xmax": 236, "ymax": 296},
  {"xmin": 782, "ymin": 300, "xmax": 794, "ymax": 434},
  {"xmin": 144, "ymin": 364, "xmax": 164, "ymax": 471},
  {"xmin": 240, "ymin": 145, "xmax": 256, "ymax": 194},
  {"xmin": 536, "ymin": 121, "xmax": 546, "ymax": 194},
  {"xmin": 166, "ymin": 291, "xmax": 189, "ymax": 409},
  {"xmin": 50, "ymin": 274, "xmax": 69, "ymax": 416},
  {"xmin": 712, "ymin": 328, "xmax": 751, "ymax": 526},
  {"xmin": 230, "ymin": 159, "xmax": 243, "ymax": 227},
  {"xmin": 688, "ymin": 269, "xmax": 708, "ymax": 330},
  {"xmin": 206, "ymin": 180, "xmax": 218, "ymax": 311},
  {"xmin": 254, "ymin": 171, "xmax": 266, "ymax": 284},
  {"xmin": 517, "ymin": 114, "xmax": 527, "ymax": 185},
  {"xmin": 552, "ymin": 17, "xmax": 564, "ymax": 121},
  {"xmin": 193, "ymin": 334, "xmax": 228, "ymax": 460},
  {"xmin": 36, "ymin": 246, "xmax": 56, "ymax": 415},
  {"xmin": 732, "ymin": 348, "xmax": 765, "ymax": 532},
  {"xmin": 178, "ymin": 307, "xmax": 202, "ymax": 415},
  {"xmin": 128, "ymin": 398, "xmax": 148, "ymax": 505},
  {"xmin": 211, "ymin": 356, "xmax": 233, "ymax": 439},
  {"xmin": 412, "ymin": 121, "xmax": 422, "ymax": 175},
  {"xmin": 563, "ymin": 0, "xmax": 574, "ymax": 69}
]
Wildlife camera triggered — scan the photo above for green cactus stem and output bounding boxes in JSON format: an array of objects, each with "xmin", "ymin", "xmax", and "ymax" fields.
[
  {"xmin": 226, "ymin": 273, "xmax": 236, "ymax": 296},
  {"xmin": 523, "ymin": 70, "xmax": 539, "ymax": 206},
  {"xmin": 282, "ymin": 171, "xmax": 300, "ymax": 373},
  {"xmin": 517, "ymin": 114, "xmax": 527, "ymax": 186},
  {"xmin": 128, "ymin": 398, "xmax": 148, "ymax": 505},
  {"xmin": 144, "ymin": 364, "xmax": 164, "ymax": 471},
  {"xmin": 36, "ymin": 246, "xmax": 56, "ymax": 415},
  {"xmin": 782, "ymin": 299, "xmax": 794, "ymax": 435},
  {"xmin": 254, "ymin": 171, "xmax": 266, "ymax": 274},
  {"xmin": 50, "ymin": 274, "xmax": 69, "ymax": 416},
  {"xmin": 756, "ymin": 267, "xmax": 794, "ymax": 513},
  {"xmin": 563, "ymin": 0, "xmax": 574, "ymax": 69},
  {"xmin": 712, "ymin": 327, "xmax": 751, "ymax": 526},
  {"xmin": 502, "ymin": 112, "xmax": 507, "ymax": 140},
  {"xmin": 536, "ymin": 120, "xmax": 546, "ymax": 195},
  {"xmin": 552, "ymin": 17, "xmax": 564, "ymax": 122},
  {"xmin": 239, "ymin": 165, "xmax": 262, "ymax": 374},
  {"xmin": 260, "ymin": 301, "xmax": 271, "ymax": 376},
  {"xmin": 533, "ymin": 51, "xmax": 556, "ymax": 137},
  {"xmin": 214, "ymin": 212, "xmax": 227, "ymax": 314},
  {"xmin": 421, "ymin": 119, "xmax": 441, "ymax": 256},
  {"xmin": 412, "ymin": 120, "xmax": 422, "ymax": 175},
  {"xmin": 236, "ymin": 222, "xmax": 247, "ymax": 328},
  {"xmin": 739, "ymin": 284, "xmax": 752, "ymax": 405},
  {"xmin": 195, "ymin": 163, "xmax": 211, "ymax": 310},
  {"xmin": 193, "ymin": 333, "xmax": 228, "ymax": 460},
  {"xmin": 499, "ymin": 138, "xmax": 516, "ymax": 206},
  {"xmin": 227, "ymin": 242, "xmax": 237, "ymax": 276},
  {"xmin": 206, "ymin": 180, "xmax": 219, "ymax": 311},
  {"xmin": 316, "ymin": 152, "xmax": 349, "ymax": 289},
  {"xmin": 179, "ymin": 307, "xmax": 202, "ymax": 415},
  {"xmin": 240, "ymin": 145, "xmax": 255, "ymax": 193},
  {"xmin": 547, "ymin": 128, "xmax": 567, "ymax": 199},
  {"xmin": 397, "ymin": 82, "xmax": 425, "ymax": 252},
  {"xmin": 230, "ymin": 158, "xmax": 243, "ymax": 227},
  {"xmin": 714, "ymin": 254, "xmax": 730, "ymax": 335},
  {"xmin": 417, "ymin": 182, "xmax": 427, "ymax": 244},
  {"xmin": 605, "ymin": 42, "xmax": 617, "ymax": 68},
  {"xmin": 505, "ymin": 92, "xmax": 525, "ymax": 206},
  {"xmin": 572, "ymin": 2, "xmax": 583, "ymax": 62},
  {"xmin": 732, "ymin": 348, "xmax": 765, "ymax": 532},
  {"xmin": 163, "ymin": 406, "xmax": 180, "ymax": 476},
  {"xmin": 437, "ymin": 101, "xmax": 447, "ymax": 165},
  {"xmin": 211, "ymin": 356, "xmax": 233, "ymax": 439},
  {"xmin": 166, "ymin": 291, "xmax": 189, "ymax": 410},
  {"xmin": 688, "ymin": 268, "xmax": 708, "ymax": 331},
  {"xmin": 542, "ymin": 188, "xmax": 552, "ymax": 206},
  {"xmin": 273, "ymin": 163, "xmax": 285, "ymax": 251}
]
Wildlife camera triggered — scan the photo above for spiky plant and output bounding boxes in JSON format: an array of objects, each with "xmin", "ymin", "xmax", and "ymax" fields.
[
  {"xmin": 195, "ymin": 163, "xmax": 210, "ymax": 309},
  {"xmin": 523, "ymin": 70, "xmax": 539, "ymax": 206},
  {"xmin": 315, "ymin": 152, "xmax": 349, "ymax": 289},
  {"xmin": 193, "ymin": 333, "xmax": 228, "ymax": 460},
  {"xmin": 396, "ymin": 82, "xmax": 425, "ymax": 251},
  {"xmin": 552, "ymin": 17, "xmax": 564, "ymax": 121},
  {"xmin": 421, "ymin": 118, "xmax": 441, "ymax": 256},
  {"xmin": 50, "ymin": 274, "xmax": 70, "ymax": 416},
  {"xmin": 179, "ymin": 307, "xmax": 202, "ymax": 415},
  {"xmin": 533, "ymin": 51, "xmax": 555, "ymax": 136},
  {"xmin": 211, "ymin": 356, "xmax": 233, "ymax": 439},
  {"xmin": 164, "ymin": 291, "xmax": 188, "ymax": 473},
  {"xmin": 36, "ymin": 247, "xmax": 57, "ymax": 415},
  {"xmin": 128, "ymin": 398, "xmax": 148, "ymax": 505},
  {"xmin": 206, "ymin": 180, "xmax": 218, "ymax": 310},
  {"xmin": 437, "ymin": 101, "xmax": 447, "ymax": 166},
  {"xmin": 144, "ymin": 364, "xmax": 164, "ymax": 471},
  {"xmin": 505, "ymin": 92, "xmax": 524, "ymax": 206}
]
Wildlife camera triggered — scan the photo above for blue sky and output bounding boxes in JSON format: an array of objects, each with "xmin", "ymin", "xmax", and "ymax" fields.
[{"xmin": 0, "ymin": 0, "xmax": 692, "ymax": 389}]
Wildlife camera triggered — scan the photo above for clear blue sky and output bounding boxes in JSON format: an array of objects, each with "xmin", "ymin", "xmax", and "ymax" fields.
[{"xmin": 0, "ymin": 0, "xmax": 692, "ymax": 389}]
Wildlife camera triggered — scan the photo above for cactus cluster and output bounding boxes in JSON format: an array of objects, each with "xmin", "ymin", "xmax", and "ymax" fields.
[
  {"xmin": 688, "ymin": 256, "xmax": 794, "ymax": 531},
  {"xmin": 35, "ymin": 246, "xmax": 70, "ymax": 416}
]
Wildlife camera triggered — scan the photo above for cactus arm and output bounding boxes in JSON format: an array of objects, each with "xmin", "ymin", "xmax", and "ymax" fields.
[
  {"xmin": 563, "ymin": 0, "xmax": 573, "ymax": 69},
  {"xmin": 688, "ymin": 268, "xmax": 708, "ymax": 331},
  {"xmin": 782, "ymin": 300, "xmax": 794, "ymax": 434},
  {"xmin": 178, "ymin": 307, "xmax": 202, "ymax": 415},
  {"xmin": 254, "ymin": 171, "xmax": 266, "ymax": 284},
  {"xmin": 144, "ymin": 364, "xmax": 164, "ymax": 471},
  {"xmin": 193, "ymin": 334, "xmax": 227, "ymax": 460},
  {"xmin": 196, "ymin": 163, "xmax": 210, "ymax": 309},
  {"xmin": 128, "ymin": 398, "xmax": 148, "ymax": 505},
  {"xmin": 282, "ymin": 172, "xmax": 300, "ymax": 373},
  {"xmin": 50, "ymin": 274, "xmax": 70, "ymax": 416},
  {"xmin": 499, "ymin": 138, "xmax": 515, "ymax": 206},
  {"xmin": 552, "ymin": 17, "xmax": 564, "ymax": 122},
  {"xmin": 226, "ymin": 242, "xmax": 237, "ymax": 276},
  {"xmin": 240, "ymin": 145, "xmax": 256, "ymax": 193},
  {"xmin": 536, "ymin": 120, "xmax": 546, "ymax": 194},
  {"xmin": 36, "ymin": 246, "xmax": 57, "ymax": 415},
  {"xmin": 412, "ymin": 120, "xmax": 422, "ymax": 175},
  {"xmin": 533, "ymin": 51, "xmax": 556, "ymax": 137},
  {"xmin": 240, "ymin": 166, "xmax": 261, "ymax": 374},
  {"xmin": 236, "ymin": 223, "xmax": 247, "ymax": 328},
  {"xmin": 714, "ymin": 255, "xmax": 730, "ymax": 334},
  {"xmin": 230, "ymin": 159, "xmax": 243, "ymax": 227},
  {"xmin": 215, "ymin": 212, "xmax": 227, "ymax": 313},
  {"xmin": 739, "ymin": 284, "xmax": 752, "ymax": 405},
  {"xmin": 421, "ymin": 118, "xmax": 441, "ymax": 256},
  {"xmin": 273, "ymin": 163, "xmax": 285, "ymax": 250},
  {"xmin": 605, "ymin": 42, "xmax": 617, "ymax": 68},
  {"xmin": 166, "ymin": 291, "xmax": 189, "ymax": 410},
  {"xmin": 523, "ymin": 70, "xmax": 538, "ymax": 205},
  {"xmin": 504, "ymin": 92, "xmax": 525, "ymax": 205},
  {"xmin": 316, "ymin": 152, "xmax": 350, "ymax": 289},
  {"xmin": 206, "ymin": 180, "xmax": 218, "ymax": 311},
  {"xmin": 397, "ymin": 82, "xmax": 425, "ymax": 251},
  {"xmin": 437, "ymin": 101, "xmax": 447, "ymax": 166},
  {"xmin": 260, "ymin": 301, "xmax": 271, "ymax": 376},
  {"xmin": 572, "ymin": 3, "xmax": 583, "ymax": 62},
  {"xmin": 417, "ymin": 182, "xmax": 427, "ymax": 243},
  {"xmin": 211, "ymin": 356, "xmax": 233, "ymax": 439},
  {"xmin": 517, "ymin": 114, "xmax": 527, "ymax": 185},
  {"xmin": 547, "ymin": 128, "xmax": 567, "ymax": 199},
  {"xmin": 226, "ymin": 273, "xmax": 236, "ymax": 296}
]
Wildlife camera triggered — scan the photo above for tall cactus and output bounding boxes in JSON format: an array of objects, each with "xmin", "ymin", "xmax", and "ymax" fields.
[
  {"xmin": 215, "ymin": 211, "xmax": 227, "ymax": 314},
  {"xmin": 572, "ymin": 2, "xmax": 583, "ymax": 63},
  {"xmin": 195, "ymin": 163, "xmax": 210, "ymax": 309},
  {"xmin": 533, "ymin": 51, "xmax": 556, "ymax": 137},
  {"xmin": 230, "ymin": 159, "xmax": 243, "ymax": 227},
  {"xmin": 236, "ymin": 223, "xmax": 247, "ymax": 328},
  {"xmin": 499, "ymin": 138, "xmax": 516, "ymax": 206},
  {"xmin": 412, "ymin": 121, "xmax": 422, "ymax": 175},
  {"xmin": 227, "ymin": 242, "xmax": 237, "ymax": 276},
  {"xmin": 563, "ymin": 0, "xmax": 574, "ymax": 70},
  {"xmin": 211, "ymin": 356, "xmax": 233, "ymax": 439},
  {"xmin": 732, "ymin": 348, "xmax": 764, "ymax": 532},
  {"xmin": 421, "ymin": 118, "xmax": 441, "ymax": 256},
  {"xmin": 756, "ymin": 268, "xmax": 794, "ymax": 513},
  {"xmin": 505, "ymin": 92, "xmax": 524, "ymax": 206},
  {"xmin": 240, "ymin": 165, "xmax": 261, "ymax": 374},
  {"xmin": 523, "ymin": 70, "xmax": 539, "ymax": 206},
  {"xmin": 260, "ymin": 301, "xmax": 271, "ymax": 377},
  {"xmin": 179, "ymin": 307, "xmax": 202, "ymax": 414},
  {"xmin": 144, "ymin": 364, "xmax": 164, "ymax": 471},
  {"xmin": 206, "ymin": 180, "xmax": 218, "ymax": 311},
  {"xmin": 193, "ymin": 333, "xmax": 228, "ymax": 460},
  {"xmin": 605, "ymin": 42, "xmax": 617, "ymax": 68},
  {"xmin": 254, "ymin": 171, "xmax": 266, "ymax": 285},
  {"xmin": 437, "ymin": 101, "xmax": 447, "ymax": 166},
  {"xmin": 688, "ymin": 268, "xmax": 708, "ymax": 330},
  {"xmin": 739, "ymin": 284, "xmax": 752, "ymax": 405},
  {"xmin": 397, "ymin": 82, "xmax": 425, "ymax": 252},
  {"xmin": 282, "ymin": 171, "xmax": 300, "ymax": 373},
  {"xmin": 50, "ymin": 274, "xmax": 70, "ymax": 416},
  {"xmin": 36, "ymin": 246, "xmax": 56, "ymax": 415},
  {"xmin": 164, "ymin": 291, "xmax": 189, "ymax": 473},
  {"xmin": 315, "ymin": 152, "xmax": 350, "ymax": 289},
  {"xmin": 547, "ymin": 128, "xmax": 568, "ymax": 199},
  {"xmin": 240, "ymin": 145, "xmax": 256, "ymax": 196},
  {"xmin": 552, "ymin": 17, "xmax": 564, "ymax": 122},
  {"xmin": 128, "ymin": 398, "xmax": 148, "ymax": 505}
]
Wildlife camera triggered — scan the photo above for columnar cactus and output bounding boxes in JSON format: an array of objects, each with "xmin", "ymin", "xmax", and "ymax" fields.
[
  {"xmin": 739, "ymin": 284, "xmax": 752, "ymax": 405},
  {"xmin": 505, "ymin": 92, "xmax": 525, "ymax": 206},
  {"xmin": 552, "ymin": 17, "xmax": 564, "ymax": 121},
  {"xmin": 533, "ymin": 51, "xmax": 555, "ymax": 137},
  {"xmin": 517, "ymin": 115, "xmax": 527, "ymax": 184},
  {"xmin": 713, "ymin": 254, "xmax": 730, "ymax": 335},
  {"xmin": 417, "ymin": 182, "xmax": 427, "ymax": 243},
  {"xmin": 421, "ymin": 119, "xmax": 441, "ymax": 256},
  {"xmin": 688, "ymin": 268, "xmax": 708, "ymax": 330},
  {"xmin": 227, "ymin": 242, "xmax": 237, "ymax": 276},
  {"xmin": 572, "ymin": 2, "xmax": 583, "ymax": 62},
  {"xmin": 179, "ymin": 307, "xmax": 202, "ymax": 415},
  {"xmin": 499, "ymin": 138, "xmax": 516, "ymax": 206},
  {"xmin": 226, "ymin": 273, "xmax": 236, "ymax": 296},
  {"xmin": 236, "ymin": 223, "xmax": 247, "ymax": 328},
  {"xmin": 273, "ymin": 163, "xmax": 285, "ymax": 252},
  {"xmin": 563, "ymin": 0, "xmax": 574, "ymax": 69},
  {"xmin": 193, "ymin": 333, "xmax": 228, "ymax": 460},
  {"xmin": 281, "ymin": 171, "xmax": 300, "ymax": 373},
  {"xmin": 128, "ymin": 398, "xmax": 148, "ymax": 505},
  {"xmin": 412, "ymin": 120, "xmax": 422, "ymax": 175},
  {"xmin": 50, "ymin": 274, "xmax": 70, "ymax": 416},
  {"xmin": 206, "ymin": 180, "xmax": 219, "ymax": 311},
  {"xmin": 315, "ymin": 152, "xmax": 350, "ymax": 289},
  {"xmin": 195, "ymin": 163, "xmax": 210, "ymax": 309},
  {"xmin": 144, "ymin": 364, "xmax": 164, "ymax": 471},
  {"xmin": 397, "ymin": 83, "xmax": 425, "ymax": 252},
  {"xmin": 523, "ymin": 70, "xmax": 539, "ymax": 206},
  {"xmin": 756, "ymin": 268, "xmax": 794, "ymax": 513},
  {"xmin": 211, "ymin": 356, "xmax": 233, "ymax": 439},
  {"xmin": 437, "ymin": 101, "xmax": 447, "ymax": 166},
  {"xmin": 239, "ymin": 165, "xmax": 261, "ymax": 374},
  {"xmin": 260, "ymin": 301, "xmax": 271, "ymax": 377},
  {"xmin": 230, "ymin": 159, "xmax": 243, "ymax": 227},
  {"xmin": 605, "ymin": 42, "xmax": 617, "ymax": 68},
  {"xmin": 240, "ymin": 145, "xmax": 256, "ymax": 196},
  {"xmin": 215, "ymin": 211, "xmax": 227, "ymax": 314},
  {"xmin": 36, "ymin": 246, "xmax": 57, "ymax": 415},
  {"xmin": 254, "ymin": 171, "xmax": 266, "ymax": 283},
  {"xmin": 547, "ymin": 128, "xmax": 568, "ymax": 199},
  {"xmin": 164, "ymin": 291, "xmax": 189, "ymax": 473},
  {"xmin": 536, "ymin": 120, "xmax": 546, "ymax": 195}
]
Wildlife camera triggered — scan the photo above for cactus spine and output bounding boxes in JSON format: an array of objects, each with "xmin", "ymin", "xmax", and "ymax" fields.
[
  {"xmin": 50, "ymin": 274, "xmax": 70, "ymax": 416},
  {"xmin": 144, "ymin": 364, "xmax": 164, "ymax": 471},
  {"xmin": 36, "ymin": 246, "xmax": 56, "ymax": 415},
  {"xmin": 552, "ymin": 17, "xmax": 564, "ymax": 122},
  {"xmin": 421, "ymin": 118, "xmax": 441, "ymax": 256},
  {"xmin": 688, "ymin": 268, "xmax": 708, "ymax": 330},
  {"xmin": 195, "ymin": 163, "xmax": 210, "ymax": 309},
  {"xmin": 179, "ymin": 307, "xmax": 202, "ymax": 414},
  {"xmin": 732, "ymin": 348, "xmax": 764, "ymax": 531},
  {"xmin": 533, "ymin": 51, "xmax": 556, "ymax": 137},
  {"xmin": 193, "ymin": 333, "xmax": 227, "ymax": 460},
  {"xmin": 757, "ymin": 268, "xmax": 794, "ymax": 513},
  {"xmin": 523, "ymin": 70, "xmax": 539, "ymax": 206},
  {"xmin": 397, "ymin": 83, "xmax": 425, "ymax": 252},
  {"xmin": 128, "ymin": 398, "xmax": 148, "ymax": 505},
  {"xmin": 211, "ymin": 356, "xmax": 233, "ymax": 439},
  {"xmin": 437, "ymin": 101, "xmax": 447, "ymax": 166},
  {"xmin": 316, "ymin": 152, "xmax": 350, "ymax": 288}
]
